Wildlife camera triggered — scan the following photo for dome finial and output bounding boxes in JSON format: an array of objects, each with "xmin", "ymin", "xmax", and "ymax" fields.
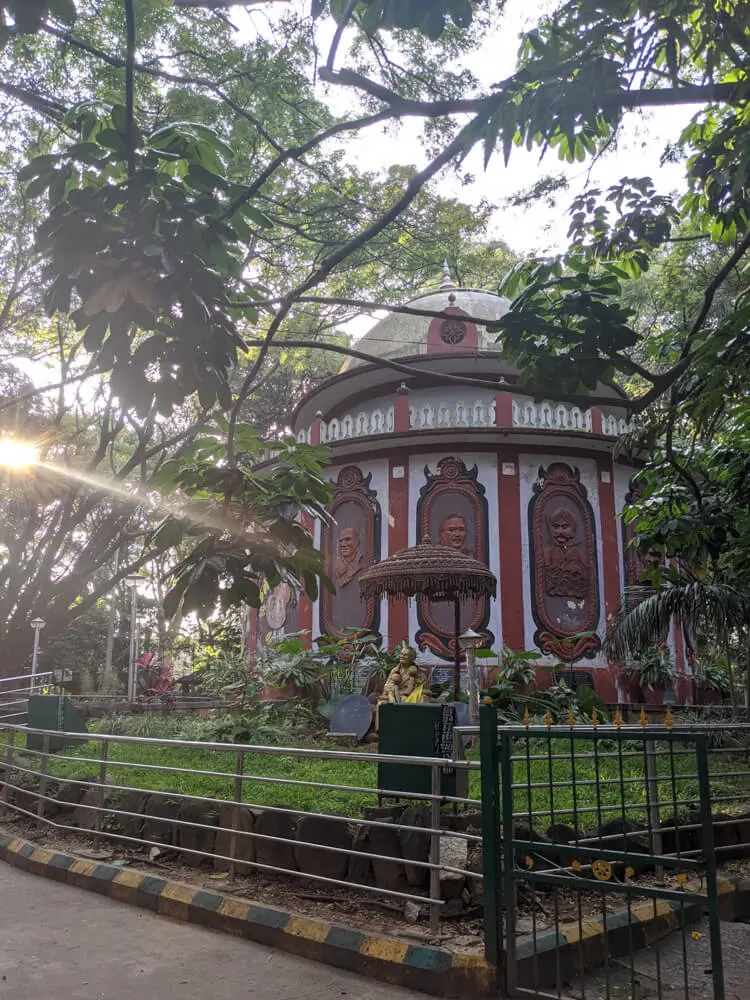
[{"xmin": 439, "ymin": 259, "xmax": 456, "ymax": 290}]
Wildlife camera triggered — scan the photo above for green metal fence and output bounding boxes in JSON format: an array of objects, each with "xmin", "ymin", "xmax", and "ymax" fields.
[{"xmin": 479, "ymin": 705, "xmax": 725, "ymax": 1000}]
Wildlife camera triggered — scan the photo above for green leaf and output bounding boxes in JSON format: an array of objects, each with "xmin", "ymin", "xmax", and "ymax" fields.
[
  {"xmin": 110, "ymin": 103, "xmax": 128, "ymax": 135},
  {"xmin": 330, "ymin": 0, "xmax": 351, "ymax": 23},
  {"xmin": 18, "ymin": 154, "xmax": 59, "ymax": 181},
  {"xmin": 150, "ymin": 517, "xmax": 184, "ymax": 549},
  {"xmin": 65, "ymin": 142, "xmax": 105, "ymax": 163},
  {"xmin": 24, "ymin": 172, "xmax": 54, "ymax": 198},
  {"xmin": 97, "ymin": 129, "xmax": 127, "ymax": 153},
  {"xmin": 242, "ymin": 206, "xmax": 272, "ymax": 229}
]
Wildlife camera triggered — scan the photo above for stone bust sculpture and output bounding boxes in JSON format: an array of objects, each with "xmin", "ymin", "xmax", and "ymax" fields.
[{"xmin": 333, "ymin": 525, "xmax": 363, "ymax": 587}]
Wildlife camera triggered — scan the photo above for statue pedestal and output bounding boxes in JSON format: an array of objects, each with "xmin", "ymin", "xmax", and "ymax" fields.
[{"xmin": 377, "ymin": 703, "xmax": 467, "ymax": 800}]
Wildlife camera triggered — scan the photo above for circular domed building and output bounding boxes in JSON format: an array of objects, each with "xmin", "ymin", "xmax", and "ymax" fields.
[{"xmin": 251, "ymin": 267, "xmax": 693, "ymax": 705}]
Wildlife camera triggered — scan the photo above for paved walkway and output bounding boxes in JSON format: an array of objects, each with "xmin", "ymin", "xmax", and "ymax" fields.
[
  {"xmin": 571, "ymin": 916, "xmax": 750, "ymax": 1000},
  {"xmin": 0, "ymin": 864, "xmax": 421, "ymax": 1000}
]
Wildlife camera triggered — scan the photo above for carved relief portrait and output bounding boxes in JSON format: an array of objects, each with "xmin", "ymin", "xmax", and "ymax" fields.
[
  {"xmin": 416, "ymin": 457, "xmax": 493, "ymax": 659},
  {"xmin": 258, "ymin": 582, "xmax": 299, "ymax": 646},
  {"xmin": 333, "ymin": 526, "xmax": 363, "ymax": 587},
  {"xmin": 438, "ymin": 512, "xmax": 472, "ymax": 554},
  {"xmin": 320, "ymin": 466, "xmax": 381, "ymax": 642},
  {"xmin": 530, "ymin": 463, "xmax": 601, "ymax": 661}
]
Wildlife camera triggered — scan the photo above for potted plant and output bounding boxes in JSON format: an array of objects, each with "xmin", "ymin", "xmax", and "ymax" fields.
[
  {"xmin": 496, "ymin": 647, "xmax": 538, "ymax": 693},
  {"xmin": 694, "ymin": 658, "xmax": 731, "ymax": 705},
  {"xmin": 257, "ymin": 636, "xmax": 321, "ymax": 702},
  {"xmin": 624, "ymin": 648, "xmax": 676, "ymax": 705}
]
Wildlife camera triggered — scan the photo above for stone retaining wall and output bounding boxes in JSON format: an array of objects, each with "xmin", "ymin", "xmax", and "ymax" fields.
[{"xmin": 4, "ymin": 769, "xmax": 750, "ymax": 908}]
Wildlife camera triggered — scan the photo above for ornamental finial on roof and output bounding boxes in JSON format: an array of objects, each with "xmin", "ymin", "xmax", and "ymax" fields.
[{"xmin": 439, "ymin": 260, "xmax": 456, "ymax": 290}]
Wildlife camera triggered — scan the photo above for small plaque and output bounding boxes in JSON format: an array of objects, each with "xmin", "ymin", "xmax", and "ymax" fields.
[
  {"xmin": 330, "ymin": 694, "xmax": 373, "ymax": 740},
  {"xmin": 502, "ymin": 462, "xmax": 516, "ymax": 476},
  {"xmin": 392, "ymin": 466, "xmax": 405, "ymax": 479},
  {"xmin": 433, "ymin": 704, "xmax": 457, "ymax": 774},
  {"xmin": 600, "ymin": 470, "xmax": 612, "ymax": 484}
]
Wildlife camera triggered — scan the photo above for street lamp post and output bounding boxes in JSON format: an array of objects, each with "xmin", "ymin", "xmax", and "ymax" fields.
[
  {"xmin": 459, "ymin": 628, "xmax": 482, "ymax": 725},
  {"xmin": 125, "ymin": 577, "xmax": 140, "ymax": 702},
  {"xmin": 30, "ymin": 617, "xmax": 46, "ymax": 692}
]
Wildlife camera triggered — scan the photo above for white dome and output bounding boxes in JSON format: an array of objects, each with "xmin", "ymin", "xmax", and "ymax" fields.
[{"xmin": 339, "ymin": 287, "xmax": 511, "ymax": 371}]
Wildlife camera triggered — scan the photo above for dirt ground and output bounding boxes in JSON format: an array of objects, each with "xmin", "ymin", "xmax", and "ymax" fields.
[
  {"xmin": 0, "ymin": 812, "xmax": 486, "ymax": 953},
  {"xmin": 4, "ymin": 812, "xmax": 748, "ymax": 959}
]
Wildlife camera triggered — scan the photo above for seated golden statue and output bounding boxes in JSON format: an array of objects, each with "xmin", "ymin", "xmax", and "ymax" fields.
[{"xmin": 378, "ymin": 646, "xmax": 428, "ymax": 707}]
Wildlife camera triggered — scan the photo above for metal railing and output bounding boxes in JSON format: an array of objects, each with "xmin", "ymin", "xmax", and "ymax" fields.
[
  {"xmin": 477, "ymin": 708, "xmax": 727, "ymax": 999},
  {"xmin": 0, "ymin": 722, "xmax": 481, "ymax": 932},
  {"xmin": 0, "ymin": 672, "xmax": 56, "ymax": 724},
  {"xmin": 2, "ymin": 711, "xmax": 750, "ymax": 982},
  {"xmin": 454, "ymin": 716, "xmax": 750, "ymax": 856}
]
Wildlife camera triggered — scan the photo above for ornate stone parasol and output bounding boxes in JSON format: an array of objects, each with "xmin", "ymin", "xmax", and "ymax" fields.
[{"xmin": 359, "ymin": 539, "xmax": 497, "ymax": 700}]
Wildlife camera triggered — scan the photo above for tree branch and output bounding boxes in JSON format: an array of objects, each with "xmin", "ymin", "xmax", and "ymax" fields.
[
  {"xmin": 688, "ymin": 230, "xmax": 750, "ymax": 343},
  {"xmin": 0, "ymin": 81, "xmax": 67, "ymax": 121},
  {"xmin": 124, "ymin": 0, "xmax": 137, "ymax": 176},
  {"xmin": 0, "ymin": 369, "xmax": 101, "ymax": 416},
  {"xmin": 240, "ymin": 338, "xmax": 632, "ymax": 411},
  {"xmin": 320, "ymin": 66, "xmax": 748, "ymax": 117},
  {"xmin": 232, "ymin": 292, "xmax": 509, "ymax": 325},
  {"xmin": 226, "ymin": 120, "xmax": 480, "ymax": 463},
  {"xmin": 222, "ymin": 109, "xmax": 392, "ymax": 218},
  {"xmin": 326, "ymin": 0, "xmax": 358, "ymax": 73},
  {"xmin": 629, "ymin": 231, "xmax": 750, "ymax": 413}
]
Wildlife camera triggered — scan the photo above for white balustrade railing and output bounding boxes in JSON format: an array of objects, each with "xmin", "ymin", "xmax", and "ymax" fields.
[
  {"xmin": 600, "ymin": 412, "xmax": 633, "ymax": 437},
  {"xmin": 293, "ymin": 397, "xmax": 632, "ymax": 444},
  {"xmin": 409, "ymin": 397, "xmax": 496, "ymax": 430},
  {"xmin": 512, "ymin": 396, "xmax": 592, "ymax": 433},
  {"xmin": 320, "ymin": 405, "xmax": 395, "ymax": 443}
]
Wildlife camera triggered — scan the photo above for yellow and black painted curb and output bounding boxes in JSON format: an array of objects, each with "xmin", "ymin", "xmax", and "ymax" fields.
[
  {"xmin": 4, "ymin": 827, "xmax": 750, "ymax": 996},
  {"xmin": 0, "ymin": 830, "xmax": 494, "ymax": 998},
  {"xmin": 513, "ymin": 873, "xmax": 750, "ymax": 992}
]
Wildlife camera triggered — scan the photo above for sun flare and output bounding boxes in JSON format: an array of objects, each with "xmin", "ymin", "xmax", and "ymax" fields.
[{"xmin": 0, "ymin": 437, "xmax": 40, "ymax": 470}]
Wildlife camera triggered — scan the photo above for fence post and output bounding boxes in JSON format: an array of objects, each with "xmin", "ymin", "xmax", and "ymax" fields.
[
  {"xmin": 0, "ymin": 729, "xmax": 15, "ymax": 804},
  {"xmin": 645, "ymin": 739, "xmax": 663, "ymax": 878},
  {"xmin": 429, "ymin": 763, "xmax": 442, "ymax": 935},
  {"xmin": 696, "ymin": 734, "xmax": 726, "ymax": 1000},
  {"xmin": 37, "ymin": 733, "xmax": 50, "ymax": 820},
  {"xmin": 479, "ymin": 704, "xmax": 503, "ymax": 979},
  {"xmin": 95, "ymin": 739, "xmax": 109, "ymax": 832},
  {"xmin": 229, "ymin": 749, "xmax": 244, "ymax": 880}
]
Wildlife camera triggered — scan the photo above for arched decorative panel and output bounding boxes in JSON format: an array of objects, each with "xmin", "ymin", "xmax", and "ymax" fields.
[
  {"xmin": 416, "ymin": 457, "xmax": 493, "ymax": 660},
  {"xmin": 529, "ymin": 462, "xmax": 601, "ymax": 661},
  {"xmin": 320, "ymin": 466, "xmax": 382, "ymax": 642},
  {"xmin": 258, "ymin": 583, "xmax": 299, "ymax": 646}
]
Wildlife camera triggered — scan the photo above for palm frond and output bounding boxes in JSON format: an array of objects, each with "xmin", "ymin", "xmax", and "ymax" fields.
[{"xmin": 605, "ymin": 581, "xmax": 749, "ymax": 660}]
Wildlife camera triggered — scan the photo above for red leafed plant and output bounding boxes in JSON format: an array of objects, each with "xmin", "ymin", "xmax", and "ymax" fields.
[{"xmin": 136, "ymin": 652, "xmax": 176, "ymax": 710}]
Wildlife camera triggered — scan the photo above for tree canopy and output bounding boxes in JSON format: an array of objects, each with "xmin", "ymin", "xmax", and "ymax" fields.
[{"xmin": 0, "ymin": 0, "xmax": 749, "ymax": 673}]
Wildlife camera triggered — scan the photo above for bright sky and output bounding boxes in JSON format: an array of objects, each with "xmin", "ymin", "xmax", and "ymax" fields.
[
  {"xmin": 242, "ymin": 0, "xmax": 693, "ymax": 255},
  {"xmin": 236, "ymin": 0, "xmax": 695, "ymax": 338},
  {"xmin": 20, "ymin": 0, "xmax": 699, "ymax": 384}
]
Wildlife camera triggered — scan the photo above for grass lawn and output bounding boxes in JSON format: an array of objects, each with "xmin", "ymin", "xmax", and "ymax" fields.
[
  {"xmin": 40, "ymin": 737, "xmax": 382, "ymax": 816},
  {"xmin": 3, "ymin": 723, "xmax": 749, "ymax": 830},
  {"xmin": 499, "ymin": 734, "xmax": 750, "ymax": 831}
]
